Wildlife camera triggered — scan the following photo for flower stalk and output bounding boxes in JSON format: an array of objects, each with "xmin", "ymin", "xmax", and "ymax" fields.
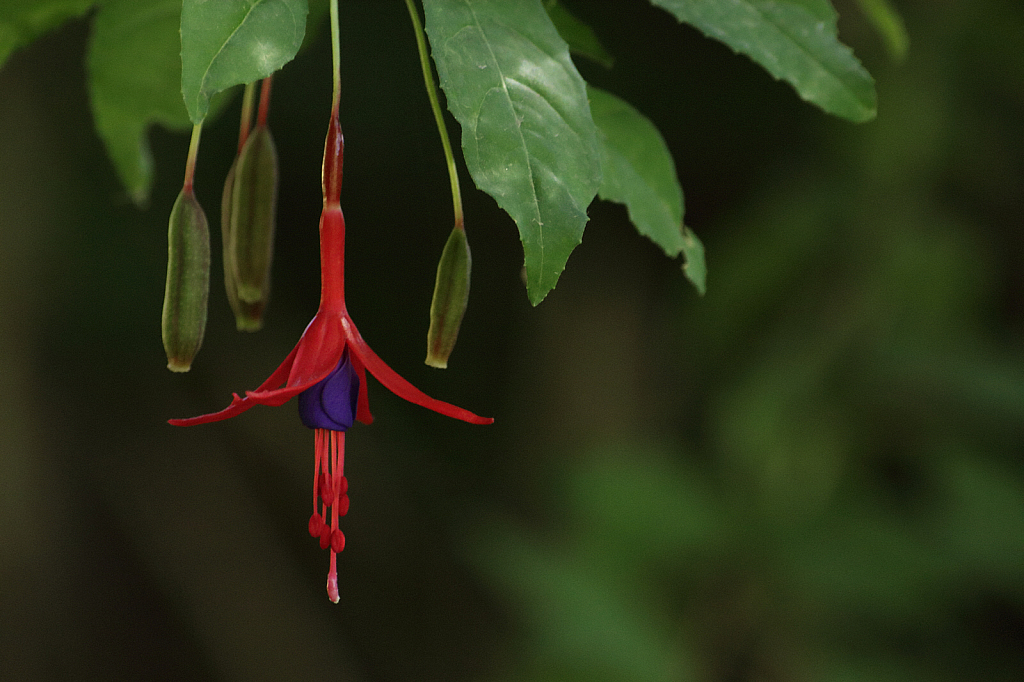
[
  {"xmin": 404, "ymin": 0, "xmax": 463, "ymax": 229},
  {"xmin": 405, "ymin": 0, "xmax": 473, "ymax": 368}
]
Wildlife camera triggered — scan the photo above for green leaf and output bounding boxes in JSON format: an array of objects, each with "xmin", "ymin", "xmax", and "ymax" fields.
[
  {"xmin": 423, "ymin": 0, "xmax": 602, "ymax": 305},
  {"xmin": 855, "ymin": 0, "xmax": 909, "ymax": 61},
  {"xmin": 88, "ymin": 0, "xmax": 194, "ymax": 205},
  {"xmin": 0, "ymin": 0, "xmax": 95, "ymax": 70},
  {"xmin": 650, "ymin": 0, "xmax": 877, "ymax": 122},
  {"xmin": 589, "ymin": 86, "xmax": 705, "ymax": 294},
  {"xmin": 590, "ymin": 87, "xmax": 683, "ymax": 253},
  {"xmin": 542, "ymin": 0, "xmax": 614, "ymax": 68},
  {"xmin": 680, "ymin": 225, "xmax": 706, "ymax": 295},
  {"xmin": 180, "ymin": 0, "xmax": 308, "ymax": 124}
]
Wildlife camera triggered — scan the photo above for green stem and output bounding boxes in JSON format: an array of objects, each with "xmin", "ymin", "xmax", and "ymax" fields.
[
  {"xmin": 237, "ymin": 82, "xmax": 256, "ymax": 153},
  {"xmin": 404, "ymin": 0, "xmax": 463, "ymax": 230},
  {"xmin": 329, "ymin": 0, "xmax": 341, "ymax": 113},
  {"xmin": 183, "ymin": 122, "xmax": 203, "ymax": 194}
]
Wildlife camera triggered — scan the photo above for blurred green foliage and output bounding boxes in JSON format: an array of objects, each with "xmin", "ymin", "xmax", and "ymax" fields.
[{"xmin": 1, "ymin": 1, "xmax": 1022, "ymax": 681}]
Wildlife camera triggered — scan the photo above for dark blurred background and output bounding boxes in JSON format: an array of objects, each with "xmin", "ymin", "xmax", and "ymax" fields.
[{"xmin": 2, "ymin": 1, "xmax": 1023, "ymax": 680}]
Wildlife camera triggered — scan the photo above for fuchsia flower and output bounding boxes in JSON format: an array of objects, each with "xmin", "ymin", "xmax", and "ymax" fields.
[{"xmin": 170, "ymin": 114, "xmax": 492, "ymax": 603}]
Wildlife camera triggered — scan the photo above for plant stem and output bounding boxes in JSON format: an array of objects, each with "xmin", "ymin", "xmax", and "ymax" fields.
[
  {"xmin": 183, "ymin": 122, "xmax": 203, "ymax": 194},
  {"xmin": 404, "ymin": 0, "xmax": 463, "ymax": 230},
  {"xmin": 323, "ymin": 0, "xmax": 343, "ymax": 204},
  {"xmin": 257, "ymin": 76, "xmax": 274, "ymax": 127},
  {"xmin": 237, "ymin": 82, "xmax": 256, "ymax": 152},
  {"xmin": 329, "ymin": 0, "xmax": 341, "ymax": 113}
]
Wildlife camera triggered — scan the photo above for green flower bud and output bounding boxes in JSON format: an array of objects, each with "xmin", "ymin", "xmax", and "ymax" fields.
[
  {"xmin": 228, "ymin": 124, "xmax": 278, "ymax": 308},
  {"xmin": 425, "ymin": 227, "xmax": 471, "ymax": 369},
  {"xmin": 220, "ymin": 157, "xmax": 264, "ymax": 331},
  {"xmin": 162, "ymin": 189, "xmax": 210, "ymax": 372}
]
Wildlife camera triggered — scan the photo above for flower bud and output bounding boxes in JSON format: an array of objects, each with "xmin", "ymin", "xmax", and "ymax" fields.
[
  {"xmin": 162, "ymin": 189, "xmax": 210, "ymax": 372},
  {"xmin": 228, "ymin": 124, "xmax": 278, "ymax": 309},
  {"xmin": 425, "ymin": 227, "xmax": 471, "ymax": 369},
  {"xmin": 220, "ymin": 157, "xmax": 264, "ymax": 331}
]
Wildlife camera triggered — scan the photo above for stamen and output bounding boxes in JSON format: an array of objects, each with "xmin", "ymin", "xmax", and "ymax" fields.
[
  {"xmin": 308, "ymin": 512, "xmax": 324, "ymax": 537},
  {"xmin": 313, "ymin": 429, "xmax": 325, "ymax": 514},
  {"xmin": 330, "ymin": 529, "xmax": 345, "ymax": 553},
  {"xmin": 319, "ymin": 472, "xmax": 335, "ymax": 505},
  {"xmin": 313, "ymin": 428, "xmax": 348, "ymax": 603},
  {"xmin": 319, "ymin": 523, "xmax": 333, "ymax": 549}
]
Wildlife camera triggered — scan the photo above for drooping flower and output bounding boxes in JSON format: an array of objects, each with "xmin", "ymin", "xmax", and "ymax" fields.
[
  {"xmin": 168, "ymin": 207, "xmax": 490, "ymax": 428},
  {"xmin": 170, "ymin": 112, "xmax": 492, "ymax": 602}
]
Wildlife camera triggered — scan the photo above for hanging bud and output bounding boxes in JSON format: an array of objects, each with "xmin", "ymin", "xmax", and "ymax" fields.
[
  {"xmin": 228, "ymin": 123, "xmax": 278, "ymax": 310},
  {"xmin": 162, "ymin": 188, "xmax": 210, "ymax": 372},
  {"xmin": 425, "ymin": 227, "xmax": 471, "ymax": 369},
  {"xmin": 220, "ymin": 157, "xmax": 264, "ymax": 330}
]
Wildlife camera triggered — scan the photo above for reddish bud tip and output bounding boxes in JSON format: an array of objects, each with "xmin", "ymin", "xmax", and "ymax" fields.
[{"xmin": 322, "ymin": 114, "xmax": 343, "ymax": 204}]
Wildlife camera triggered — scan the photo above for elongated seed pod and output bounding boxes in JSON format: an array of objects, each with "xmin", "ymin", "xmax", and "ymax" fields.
[
  {"xmin": 425, "ymin": 227, "xmax": 471, "ymax": 369},
  {"xmin": 221, "ymin": 157, "xmax": 264, "ymax": 330},
  {"xmin": 229, "ymin": 124, "xmax": 278, "ymax": 306},
  {"xmin": 162, "ymin": 189, "xmax": 210, "ymax": 372}
]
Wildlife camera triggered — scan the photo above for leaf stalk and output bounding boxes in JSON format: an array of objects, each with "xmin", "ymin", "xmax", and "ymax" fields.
[
  {"xmin": 257, "ymin": 76, "xmax": 273, "ymax": 127},
  {"xmin": 237, "ymin": 82, "xmax": 257, "ymax": 153},
  {"xmin": 404, "ymin": 0, "xmax": 463, "ymax": 230},
  {"xmin": 183, "ymin": 122, "xmax": 203, "ymax": 193}
]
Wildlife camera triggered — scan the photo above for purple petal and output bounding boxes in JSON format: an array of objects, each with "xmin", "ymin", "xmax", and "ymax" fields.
[{"xmin": 298, "ymin": 353, "xmax": 360, "ymax": 430}]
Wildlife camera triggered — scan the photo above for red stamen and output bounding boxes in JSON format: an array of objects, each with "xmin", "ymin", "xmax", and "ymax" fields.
[
  {"xmin": 313, "ymin": 428, "xmax": 348, "ymax": 603},
  {"xmin": 330, "ymin": 530, "xmax": 346, "ymax": 553},
  {"xmin": 319, "ymin": 472, "xmax": 335, "ymax": 505},
  {"xmin": 308, "ymin": 513, "xmax": 324, "ymax": 538},
  {"xmin": 313, "ymin": 428, "xmax": 325, "ymax": 513},
  {"xmin": 319, "ymin": 523, "xmax": 332, "ymax": 550}
]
